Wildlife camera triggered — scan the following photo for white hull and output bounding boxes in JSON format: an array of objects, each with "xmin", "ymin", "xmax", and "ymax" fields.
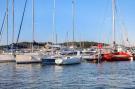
[
  {"xmin": 0, "ymin": 54, "xmax": 15, "ymax": 62},
  {"xmin": 81, "ymin": 55, "xmax": 97, "ymax": 60},
  {"xmin": 55, "ymin": 56, "xmax": 81, "ymax": 65},
  {"xmin": 16, "ymin": 53, "xmax": 42, "ymax": 64}
]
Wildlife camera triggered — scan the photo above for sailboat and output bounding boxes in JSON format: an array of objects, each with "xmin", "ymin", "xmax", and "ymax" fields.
[
  {"xmin": 0, "ymin": 0, "xmax": 15, "ymax": 62},
  {"xmin": 101, "ymin": 0, "xmax": 133, "ymax": 62},
  {"xmin": 55, "ymin": 0, "xmax": 81, "ymax": 65},
  {"xmin": 15, "ymin": 0, "xmax": 43, "ymax": 64}
]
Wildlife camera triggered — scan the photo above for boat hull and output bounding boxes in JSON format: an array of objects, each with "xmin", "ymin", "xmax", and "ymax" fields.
[
  {"xmin": 15, "ymin": 53, "xmax": 42, "ymax": 64},
  {"xmin": 0, "ymin": 54, "xmax": 15, "ymax": 63},
  {"xmin": 102, "ymin": 52, "xmax": 132, "ymax": 62},
  {"xmin": 42, "ymin": 58, "xmax": 56, "ymax": 65},
  {"xmin": 55, "ymin": 57, "xmax": 81, "ymax": 65}
]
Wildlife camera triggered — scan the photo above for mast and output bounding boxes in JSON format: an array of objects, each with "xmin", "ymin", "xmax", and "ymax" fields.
[
  {"xmin": 32, "ymin": 0, "xmax": 35, "ymax": 52},
  {"xmin": 55, "ymin": 33, "xmax": 57, "ymax": 44},
  {"xmin": 72, "ymin": 0, "xmax": 75, "ymax": 48},
  {"xmin": 53, "ymin": 0, "xmax": 56, "ymax": 44},
  {"xmin": 12, "ymin": 0, "xmax": 14, "ymax": 44},
  {"xmin": 12, "ymin": 0, "xmax": 14, "ymax": 52},
  {"xmin": 6, "ymin": 0, "xmax": 9, "ymax": 47},
  {"xmin": 112, "ymin": 0, "xmax": 116, "ymax": 50},
  {"xmin": 52, "ymin": 0, "xmax": 56, "ymax": 54},
  {"xmin": 66, "ymin": 32, "xmax": 68, "ymax": 47}
]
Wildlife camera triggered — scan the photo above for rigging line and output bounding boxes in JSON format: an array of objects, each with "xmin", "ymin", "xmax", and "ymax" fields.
[
  {"xmin": 0, "ymin": 11, "xmax": 6, "ymax": 36},
  {"xmin": 16, "ymin": 0, "xmax": 28, "ymax": 44},
  {"xmin": 0, "ymin": 24, "xmax": 5, "ymax": 43},
  {"xmin": 114, "ymin": 0, "xmax": 124, "ymax": 45},
  {"xmin": 0, "ymin": 11, "xmax": 6, "ymax": 43},
  {"xmin": 115, "ymin": 0, "xmax": 129, "ymax": 46},
  {"xmin": 100, "ymin": 0, "xmax": 110, "ymax": 44},
  {"xmin": 115, "ymin": 1, "xmax": 124, "ymax": 45}
]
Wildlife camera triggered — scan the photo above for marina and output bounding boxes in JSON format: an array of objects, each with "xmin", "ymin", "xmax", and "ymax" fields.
[
  {"xmin": 0, "ymin": 0, "xmax": 135, "ymax": 88},
  {"xmin": 0, "ymin": 0, "xmax": 135, "ymax": 64}
]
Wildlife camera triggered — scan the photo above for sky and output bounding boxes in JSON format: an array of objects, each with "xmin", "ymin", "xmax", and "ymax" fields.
[{"xmin": 0, "ymin": 0, "xmax": 135, "ymax": 45}]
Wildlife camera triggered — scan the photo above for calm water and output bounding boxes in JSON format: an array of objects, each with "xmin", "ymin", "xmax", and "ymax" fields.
[{"xmin": 0, "ymin": 62, "xmax": 135, "ymax": 89}]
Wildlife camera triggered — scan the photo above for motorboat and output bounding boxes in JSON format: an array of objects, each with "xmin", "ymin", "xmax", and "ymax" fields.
[{"xmin": 55, "ymin": 50, "xmax": 81, "ymax": 65}]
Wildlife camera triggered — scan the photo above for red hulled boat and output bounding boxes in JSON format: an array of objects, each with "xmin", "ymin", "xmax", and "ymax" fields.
[
  {"xmin": 102, "ymin": 51, "xmax": 133, "ymax": 62},
  {"xmin": 100, "ymin": 0, "xmax": 134, "ymax": 62}
]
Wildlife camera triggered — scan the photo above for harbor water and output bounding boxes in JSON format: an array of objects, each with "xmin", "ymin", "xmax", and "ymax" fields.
[{"xmin": 0, "ymin": 62, "xmax": 135, "ymax": 89}]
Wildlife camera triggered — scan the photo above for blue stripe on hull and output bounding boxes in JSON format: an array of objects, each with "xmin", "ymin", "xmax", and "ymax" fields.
[{"xmin": 42, "ymin": 59, "xmax": 56, "ymax": 65}]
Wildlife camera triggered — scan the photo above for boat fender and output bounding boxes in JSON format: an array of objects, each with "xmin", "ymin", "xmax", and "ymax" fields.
[
  {"xmin": 130, "ymin": 57, "xmax": 133, "ymax": 61},
  {"xmin": 77, "ymin": 51, "xmax": 81, "ymax": 56}
]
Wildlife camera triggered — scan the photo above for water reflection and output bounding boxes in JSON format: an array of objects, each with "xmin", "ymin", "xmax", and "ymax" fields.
[
  {"xmin": 54, "ymin": 65, "xmax": 64, "ymax": 72},
  {"xmin": 94, "ymin": 62, "xmax": 135, "ymax": 88},
  {"xmin": 0, "ymin": 62, "xmax": 135, "ymax": 89}
]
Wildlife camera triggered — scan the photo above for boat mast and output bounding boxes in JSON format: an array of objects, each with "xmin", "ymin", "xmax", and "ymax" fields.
[
  {"xmin": 6, "ymin": 0, "xmax": 9, "ymax": 47},
  {"xmin": 72, "ymin": 0, "xmax": 75, "ymax": 48},
  {"xmin": 52, "ymin": 0, "xmax": 56, "ymax": 54},
  {"xmin": 12, "ymin": 0, "xmax": 14, "ymax": 44},
  {"xmin": 12, "ymin": 0, "xmax": 14, "ymax": 52},
  {"xmin": 55, "ymin": 33, "xmax": 57, "ymax": 44},
  {"xmin": 112, "ymin": 0, "xmax": 116, "ymax": 50},
  {"xmin": 66, "ymin": 32, "xmax": 68, "ymax": 47},
  {"xmin": 32, "ymin": 0, "xmax": 35, "ymax": 52}
]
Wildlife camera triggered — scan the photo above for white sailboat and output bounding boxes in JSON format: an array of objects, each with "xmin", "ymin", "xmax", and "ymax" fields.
[
  {"xmin": 55, "ymin": 0, "xmax": 81, "ymax": 65},
  {"xmin": 0, "ymin": 52, "xmax": 15, "ymax": 62},
  {"xmin": 0, "ymin": 0, "xmax": 15, "ymax": 62},
  {"xmin": 101, "ymin": 0, "xmax": 133, "ymax": 62},
  {"xmin": 16, "ymin": 0, "xmax": 43, "ymax": 64}
]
